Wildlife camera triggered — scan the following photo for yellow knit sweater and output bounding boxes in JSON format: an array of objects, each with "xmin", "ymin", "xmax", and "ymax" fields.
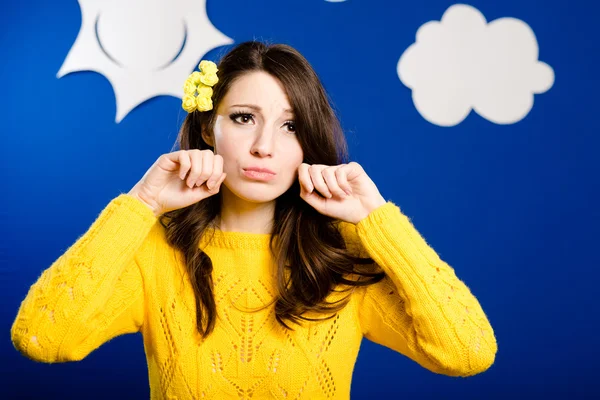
[{"xmin": 11, "ymin": 194, "xmax": 496, "ymax": 399}]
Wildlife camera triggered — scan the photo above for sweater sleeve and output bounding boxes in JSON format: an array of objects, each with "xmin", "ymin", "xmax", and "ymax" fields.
[
  {"xmin": 10, "ymin": 194, "xmax": 158, "ymax": 363},
  {"xmin": 340, "ymin": 202, "xmax": 497, "ymax": 377}
]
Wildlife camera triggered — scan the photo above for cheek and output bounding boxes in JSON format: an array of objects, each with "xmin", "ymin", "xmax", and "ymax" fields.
[
  {"xmin": 290, "ymin": 140, "xmax": 304, "ymax": 165},
  {"xmin": 214, "ymin": 137, "xmax": 239, "ymax": 172},
  {"xmin": 281, "ymin": 142, "xmax": 304, "ymax": 177},
  {"xmin": 212, "ymin": 118, "xmax": 238, "ymax": 169}
]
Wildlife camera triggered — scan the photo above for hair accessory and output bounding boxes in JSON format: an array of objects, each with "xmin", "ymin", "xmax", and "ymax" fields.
[{"xmin": 182, "ymin": 60, "xmax": 219, "ymax": 113}]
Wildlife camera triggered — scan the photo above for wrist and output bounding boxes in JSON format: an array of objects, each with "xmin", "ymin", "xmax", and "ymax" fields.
[
  {"xmin": 354, "ymin": 195, "xmax": 387, "ymax": 224},
  {"xmin": 128, "ymin": 187, "xmax": 161, "ymax": 217}
]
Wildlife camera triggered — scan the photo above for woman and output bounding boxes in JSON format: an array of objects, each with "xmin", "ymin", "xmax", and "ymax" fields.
[{"xmin": 11, "ymin": 41, "xmax": 497, "ymax": 399}]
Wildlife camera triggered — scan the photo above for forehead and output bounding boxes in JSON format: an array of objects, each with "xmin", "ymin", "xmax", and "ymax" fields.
[{"xmin": 220, "ymin": 71, "xmax": 292, "ymax": 110}]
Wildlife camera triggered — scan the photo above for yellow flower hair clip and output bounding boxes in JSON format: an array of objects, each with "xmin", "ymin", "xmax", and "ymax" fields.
[{"xmin": 182, "ymin": 60, "xmax": 219, "ymax": 113}]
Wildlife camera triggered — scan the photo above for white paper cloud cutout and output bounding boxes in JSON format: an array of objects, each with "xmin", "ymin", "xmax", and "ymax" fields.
[
  {"xmin": 57, "ymin": 0, "xmax": 233, "ymax": 123},
  {"xmin": 398, "ymin": 4, "xmax": 554, "ymax": 126}
]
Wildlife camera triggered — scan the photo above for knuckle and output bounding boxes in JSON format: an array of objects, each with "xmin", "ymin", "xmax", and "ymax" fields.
[
  {"xmin": 199, "ymin": 170, "xmax": 212, "ymax": 180},
  {"xmin": 178, "ymin": 151, "xmax": 190, "ymax": 162},
  {"xmin": 189, "ymin": 162, "xmax": 202, "ymax": 175}
]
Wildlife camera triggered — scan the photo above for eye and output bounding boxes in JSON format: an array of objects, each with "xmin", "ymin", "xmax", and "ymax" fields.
[
  {"xmin": 230, "ymin": 112, "xmax": 255, "ymax": 124},
  {"xmin": 284, "ymin": 121, "xmax": 296, "ymax": 133}
]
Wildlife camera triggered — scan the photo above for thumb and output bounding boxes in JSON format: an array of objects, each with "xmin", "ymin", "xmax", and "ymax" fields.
[
  {"xmin": 299, "ymin": 184, "xmax": 324, "ymax": 209},
  {"xmin": 193, "ymin": 172, "xmax": 227, "ymax": 200},
  {"xmin": 205, "ymin": 172, "xmax": 227, "ymax": 196}
]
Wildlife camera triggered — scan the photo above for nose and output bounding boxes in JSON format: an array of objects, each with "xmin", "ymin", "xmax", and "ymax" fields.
[{"xmin": 250, "ymin": 125, "xmax": 275, "ymax": 157}]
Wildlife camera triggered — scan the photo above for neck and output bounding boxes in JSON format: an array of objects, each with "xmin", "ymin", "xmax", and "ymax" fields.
[{"xmin": 218, "ymin": 186, "xmax": 275, "ymax": 234}]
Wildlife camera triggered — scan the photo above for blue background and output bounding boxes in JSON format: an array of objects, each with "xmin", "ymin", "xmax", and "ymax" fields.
[{"xmin": 2, "ymin": 0, "xmax": 599, "ymax": 398}]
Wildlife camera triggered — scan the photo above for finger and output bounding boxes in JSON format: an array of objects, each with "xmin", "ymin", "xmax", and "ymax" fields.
[
  {"xmin": 201, "ymin": 172, "xmax": 227, "ymax": 197},
  {"xmin": 177, "ymin": 151, "xmax": 192, "ymax": 181},
  {"xmin": 346, "ymin": 161, "xmax": 364, "ymax": 181},
  {"xmin": 158, "ymin": 151, "xmax": 181, "ymax": 173},
  {"xmin": 309, "ymin": 164, "xmax": 332, "ymax": 198},
  {"xmin": 335, "ymin": 164, "xmax": 353, "ymax": 195},
  {"xmin": 297, "ymin": 163, "xmax": 314, "ymax": 193},
  {"xmin": 322, "ymin": 165, "xmax": 347, "ymax": 198},
  {"xmin": 186, "ymin": 150, "xmax": 204, "ymax": 188},
  {"xmin": 209, "ymin": 172, "xmax": 227, "ymax": 193},
  {"xmin": 195, "ymin": 150, "xmax": 214, "ymax": 187},
  {"xmin": 206, "ymin": 154, "xmax": 223, "ymax": 190},
  {"xmin": 299, "ymin": 180, "xmax": 324, "ymax": 208}
]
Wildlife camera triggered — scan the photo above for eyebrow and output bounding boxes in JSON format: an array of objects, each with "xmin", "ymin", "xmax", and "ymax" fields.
[{"xmin": 230, "ymin": 104, "xmax": 294, "ymax": 114}]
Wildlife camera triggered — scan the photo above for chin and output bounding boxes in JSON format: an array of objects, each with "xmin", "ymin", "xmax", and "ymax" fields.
[{"xmin": 224, "ymin": 181, "xmax": 288, "ymax": 204}]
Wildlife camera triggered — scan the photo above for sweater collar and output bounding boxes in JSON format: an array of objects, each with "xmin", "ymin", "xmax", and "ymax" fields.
[{"xmin": 198, "ymin": 228, "xmax": 278, "ymax": 251}]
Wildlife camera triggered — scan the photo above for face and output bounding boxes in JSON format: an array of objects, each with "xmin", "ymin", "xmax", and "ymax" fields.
[{"xmin": 204, "ymin": 71, "xmax": 304, "ymax": 204}]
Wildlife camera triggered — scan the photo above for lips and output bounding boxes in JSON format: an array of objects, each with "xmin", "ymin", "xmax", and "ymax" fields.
[
  {"xmin": 244, "ymin": 167, "xmax": 276, "ymax": 175},
  {"xmin": 242, "ymin": 167, "xmax": 277, "ymax": 182}
]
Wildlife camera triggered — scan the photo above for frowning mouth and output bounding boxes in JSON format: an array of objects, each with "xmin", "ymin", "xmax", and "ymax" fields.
[{"xmin": 242, "ymin": 168, "xmax": 276, "ymax": 181}]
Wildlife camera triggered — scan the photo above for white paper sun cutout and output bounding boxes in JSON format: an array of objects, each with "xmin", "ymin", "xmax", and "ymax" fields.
[{"xmin": 57, "ymin": 0, "xmax": 233, "ymax": 123}]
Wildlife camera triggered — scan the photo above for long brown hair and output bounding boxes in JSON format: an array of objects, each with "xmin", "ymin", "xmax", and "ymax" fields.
[{"xmin": 160, "ymin": 41, "xmax": 385, "ymax": 339}]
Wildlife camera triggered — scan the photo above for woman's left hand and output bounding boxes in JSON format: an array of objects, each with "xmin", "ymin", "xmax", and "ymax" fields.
[{"xmin": 298, "ymin": 162, "xmax": 386, "ymax": 224}]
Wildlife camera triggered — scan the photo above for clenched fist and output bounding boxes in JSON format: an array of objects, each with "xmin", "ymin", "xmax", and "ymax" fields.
[{"xmin": 128, "ymin": 149, "xmax": 227, "ymax": 216}]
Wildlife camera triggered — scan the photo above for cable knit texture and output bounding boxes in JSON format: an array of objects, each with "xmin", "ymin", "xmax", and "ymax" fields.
[{"xmin": 11, "ymin": 194, "xmax": 497, "ymax": 399}]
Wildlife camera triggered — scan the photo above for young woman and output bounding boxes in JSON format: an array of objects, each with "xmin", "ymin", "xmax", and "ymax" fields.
[{"xmin": 11, "ymin": 41, "xmax": 497, "ymax": 399}]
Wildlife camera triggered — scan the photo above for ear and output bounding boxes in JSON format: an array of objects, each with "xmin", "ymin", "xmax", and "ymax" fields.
[{"xmin": 201, "ymin": 124, "xmax": 215, "ymax": 147}]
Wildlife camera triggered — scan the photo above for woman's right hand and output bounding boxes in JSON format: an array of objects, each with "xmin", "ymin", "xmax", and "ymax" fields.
[{"xmin": 128, "ymin": 149, "xmax": 227, "ymax": 216}]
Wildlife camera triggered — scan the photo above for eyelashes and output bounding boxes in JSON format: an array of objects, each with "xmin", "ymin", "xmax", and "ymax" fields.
[
  {"xmin": 229, "ymin": 112, "xmax": 253, "ymax": 124},
  {"xmin": 229, "ymin": 112, "xmax": 296, "ymax": 133}
]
